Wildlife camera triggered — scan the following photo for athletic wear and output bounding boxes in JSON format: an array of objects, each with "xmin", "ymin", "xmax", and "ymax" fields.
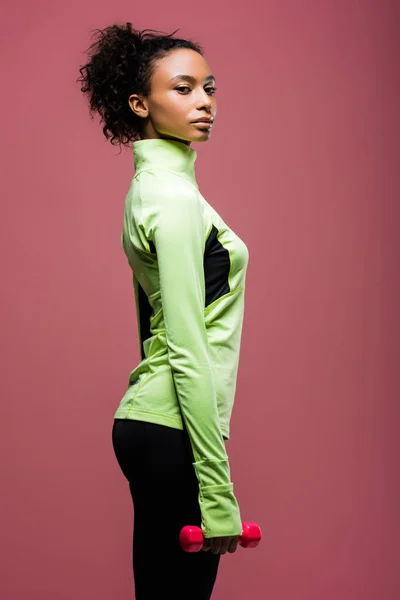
[
  {"xmin": 114, "ymin": 138, "xmax": 249, "ymax": 537},
  {"xmin": 112, "ymin": 418, "xmax": 220, "ymax": 599}
]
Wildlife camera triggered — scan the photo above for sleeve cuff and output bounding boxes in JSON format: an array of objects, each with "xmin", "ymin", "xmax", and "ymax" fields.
[
  {"xmin": 192, "ymin": 459, "xmax": 232, "ymax": 488},
  {"xmin": 198, "ymin": 483, "xmax": 242, "ymax": 538}
]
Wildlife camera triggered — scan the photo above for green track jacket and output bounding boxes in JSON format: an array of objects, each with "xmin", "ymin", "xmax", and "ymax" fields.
[{"xmin": 114, "ymin": 138, "xmax": 249, "ymax": 538}]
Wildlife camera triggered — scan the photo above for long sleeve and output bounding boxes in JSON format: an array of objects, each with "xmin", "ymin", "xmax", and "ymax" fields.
[
  {"xmin": 140, "ymin": 172, "xmax": 242, "ymax": 538},
  {"xmin": 121, "ymin": 230, "xmax": 146, "ymax": 362}
]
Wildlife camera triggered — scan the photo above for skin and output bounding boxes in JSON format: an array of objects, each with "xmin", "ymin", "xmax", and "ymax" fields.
[
  {"xmin": 128, "ymin": 49, "xmax": 238, "ymax": 556},
  {"xmin": 128, "ymin": 48, "xmax": 217, "ymax": 146}
]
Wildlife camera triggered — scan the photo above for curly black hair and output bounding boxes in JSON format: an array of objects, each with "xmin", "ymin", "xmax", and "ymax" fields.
[{"xmin": 77, "ymin": 22, "xmax": 204, "ymax": 151}]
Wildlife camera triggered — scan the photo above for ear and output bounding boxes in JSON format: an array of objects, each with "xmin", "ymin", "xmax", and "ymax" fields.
[{"xmin": 128, "ymin": 94, "xmax": 148, "ymax": 119}]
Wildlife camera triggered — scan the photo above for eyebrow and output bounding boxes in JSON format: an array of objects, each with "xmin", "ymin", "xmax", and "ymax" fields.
[{"xmin": 170, "ymin": 74, "xmax": 216, "ymax": 84}]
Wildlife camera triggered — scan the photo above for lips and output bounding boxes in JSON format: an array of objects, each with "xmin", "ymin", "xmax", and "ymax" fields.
[{"xmin": 192, "ymin": 117, "xmax": 214, "ymax": 123}]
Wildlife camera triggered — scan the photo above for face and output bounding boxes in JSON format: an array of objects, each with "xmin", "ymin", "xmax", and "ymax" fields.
[{"xmin": 128, "ymin": 48, "xmax": 217, "ymax": 146}]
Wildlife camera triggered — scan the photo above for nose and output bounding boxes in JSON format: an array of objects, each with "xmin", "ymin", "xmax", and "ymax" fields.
[
  {"xmin": 200, "ymin": 88, "xmax": 213, "ymax": 107},
  {"xmin": 201, "ymin": 95, "xmax": 213, "ymax": 111}
]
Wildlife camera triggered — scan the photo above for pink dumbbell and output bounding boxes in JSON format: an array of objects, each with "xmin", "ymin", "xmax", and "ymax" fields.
[{"xmin": 179, "ymin": 521, "xmax": 261, "ymax": 553}]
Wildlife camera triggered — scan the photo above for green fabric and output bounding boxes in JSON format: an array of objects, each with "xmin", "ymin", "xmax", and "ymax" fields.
[{"xmin": 114, "ymin": 138, "xmax": 249, "ymax": 537}]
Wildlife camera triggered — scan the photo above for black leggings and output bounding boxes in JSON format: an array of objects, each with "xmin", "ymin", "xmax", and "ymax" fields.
[{"xmin": 112, "ymin": 418, "xmax": 221, "ymax": 599}]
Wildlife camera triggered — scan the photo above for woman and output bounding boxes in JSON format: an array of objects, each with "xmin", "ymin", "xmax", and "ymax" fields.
[{"xmin": 78, "ymin": 22, "xmax": 249, "ymax": 599}]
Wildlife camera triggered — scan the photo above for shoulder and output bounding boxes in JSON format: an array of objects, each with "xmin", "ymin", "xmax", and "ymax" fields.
[{"xmin": 135, "ymin": 170, "xmax": 198, "ymax": 207}]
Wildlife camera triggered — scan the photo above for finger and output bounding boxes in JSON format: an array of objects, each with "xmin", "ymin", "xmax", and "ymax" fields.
[
  {"xmin": 219, "ymin": 537, "xmax": 231, "ymax": 555},
  {"xmin": 211, "ymin": 539, "xmax": 221, "ymax": 554},
  {"xmin": 228, "ymin": 537, "xmax": 239, "ymax": 553},
  {"xmin": 202, "ymin": 539, "xmax": 211, "ymax": 551}
]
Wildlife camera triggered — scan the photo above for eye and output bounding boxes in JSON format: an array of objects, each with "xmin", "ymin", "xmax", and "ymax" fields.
[{"xmin": 175, "ymin": 86, "xmax": 217, "ymax": 95}]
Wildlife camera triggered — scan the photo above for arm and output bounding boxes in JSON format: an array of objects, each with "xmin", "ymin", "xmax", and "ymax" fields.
[
  {"xmin": 121, "ymin": 230, "xmax": 146, "ymax": 362},
  {"xmin": 141, "ymin": 173, "xmax": 242, "ymax": 538}
]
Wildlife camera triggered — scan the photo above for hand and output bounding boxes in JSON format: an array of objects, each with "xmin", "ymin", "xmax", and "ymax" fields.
[{"xmin": 201, "ymin": 535, "xmax": 239, "ymax": 555}]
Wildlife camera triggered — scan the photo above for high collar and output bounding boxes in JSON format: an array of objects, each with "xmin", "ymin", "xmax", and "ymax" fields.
[{"xmin": 132, "ymin": 138, "xmax": 198, "ymax": 187}]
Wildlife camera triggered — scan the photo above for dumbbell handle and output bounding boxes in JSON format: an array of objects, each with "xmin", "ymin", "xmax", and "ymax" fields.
[{"xmin": 179, "ymin": 521, "xmax": 261, "ymax": 553}]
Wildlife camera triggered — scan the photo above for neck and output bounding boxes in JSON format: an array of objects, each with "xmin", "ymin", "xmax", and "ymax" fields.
[{"xmin": 132, "ymin": 138, "xmax": 198, "ymax": 187}]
